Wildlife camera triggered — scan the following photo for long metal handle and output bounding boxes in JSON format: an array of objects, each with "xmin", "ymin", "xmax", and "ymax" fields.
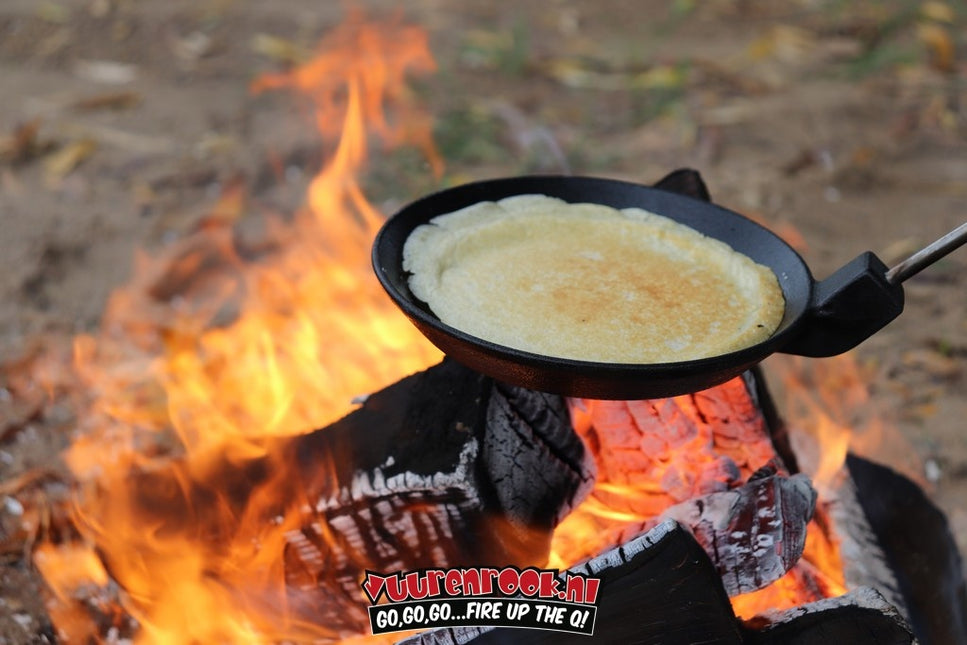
[{"xmin": 885, "ymin": 221, "xmax": 967, "ymax": 284}]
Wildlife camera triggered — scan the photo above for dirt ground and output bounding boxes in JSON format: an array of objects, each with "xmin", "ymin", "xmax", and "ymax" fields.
[{"xmin": 1, "ymin": 0, "xmax": 966, "ymax": 642}]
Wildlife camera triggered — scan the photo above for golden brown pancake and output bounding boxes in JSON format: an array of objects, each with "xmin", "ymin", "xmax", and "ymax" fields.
[{"xmin": 402, "ymin": 195, "xmax": 784, "ymax": 363}]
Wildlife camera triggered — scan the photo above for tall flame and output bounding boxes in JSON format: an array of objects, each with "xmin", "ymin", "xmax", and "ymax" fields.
[{"xmin": 38, "ymin": 15, "xmax": 441, "ymax": 643}]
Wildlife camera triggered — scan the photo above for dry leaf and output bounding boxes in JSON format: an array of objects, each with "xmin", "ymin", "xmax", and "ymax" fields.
[
  {"xmin": 170, "ymin": 31, "xmax": 213, "ymax": 63},
  {"xmin": 36, "ymin": 1, "xmax": 69, "ymax": 24},
  {"xmin": 44, "ymin": 138, "xmax": 96, "ymax": 181},
  {"xmin": 0, "ymin": 120, "xmax": 57, "ymax": 165},
  {"xmin": 747, "ymin": 25, "xmax": 815, "ymax": 63},
  {"xmin": 194, "ymin": 133, "xmax": 238, "ymax": 158},
  {"xmin": 251, "ymin": 33, "xmax": 309, "ymax": 64},
  {"xmin": 73, "ymin": 59, "xmax": 139, "ymax": 85},
  {"xmin": 544, "ymin": 58, "xmax": 683, "ymax": 91},
  {"xmin": 917, "ymin": 23, "xmax": 955, "ymax": 72},
  {"xmin": 633, "ymin": 65, "xmax": 687, "ymax": 90},
  {"xmin": 851, "ymin": 146, "xmax": 876, "ymax": 166},
  {"xmin": 902, "ymin": 349, "xmax": 962, "ymax": 379},
  {"xmin": 921, "ymin": 1, "xmax": 955, "ymax": 23},
  {"xmin": 71, "ymin": 90, "xmax": 141, "ymax": 112}
]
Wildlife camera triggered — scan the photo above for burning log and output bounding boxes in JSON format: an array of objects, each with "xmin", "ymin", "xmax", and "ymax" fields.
[
  {"xmin": 277, "ymin": 358, "xmax": 595, "ymax": 632},
  {"xmin": 401, "ymin": 521, "xmax": 913, "ymax": 645},
  {"xmin": 661, "ymin": 468, "xmax": 816, "ymax": 596},
  {"xmin": 556, "ymin": 373, "xmax": 815, "ymax": 595},
  {"xmin": 745, "ymin": 587, "xmax": 914, "ymax": 645},
  {"xmin": 400, "ymin": 520, "xmax": 744, "ymax": 645},
  {"xmin": 846, "ymin": 453, "xmax": 967, "ymax": 645}
]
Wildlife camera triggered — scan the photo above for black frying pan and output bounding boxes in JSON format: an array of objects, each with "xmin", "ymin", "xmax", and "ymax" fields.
[{"xmin": 372, "ymin": 173, "xmax": 966, "ymax": 399}]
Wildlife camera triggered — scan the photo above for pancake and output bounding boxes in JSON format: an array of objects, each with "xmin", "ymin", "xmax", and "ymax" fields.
[{"xmin": 402, "ymin": 194, "xmax": 785, "ymax": 363}]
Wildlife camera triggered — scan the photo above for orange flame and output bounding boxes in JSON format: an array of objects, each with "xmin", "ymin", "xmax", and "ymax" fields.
[{"xmin": 41, "ymin": 15, "xmax": 441, "ymax": 643}]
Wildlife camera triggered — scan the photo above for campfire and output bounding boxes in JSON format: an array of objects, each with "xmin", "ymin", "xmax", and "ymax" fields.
[{"xmin": 2, "ymin": 12, "xmax": 963, "ymax": 645}]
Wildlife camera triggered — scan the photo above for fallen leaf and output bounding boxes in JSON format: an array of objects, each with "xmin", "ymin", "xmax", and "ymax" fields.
[
  {"xmin": 902, "ymin": 349, "xmax": 962, "ymax": 379},
  {"xmin": 71, "ymin": 90, "xmax": 142, "ymax": 112},
  {"xmin": 909, "ymin": 402, "xmax": 939, "ymax": 420},
  {"xmin": 921, "ymin": 1, "xmax": 955, "ymax": 23},
  {"xmin": 131, "ymin": 181, "xmax": 157, "ymax": 205},
  {"xmin": 917, "ymin": 23, "xmax": 955, "ymax": 72},
  {"xmin": 36, "ymin": 1, "xmax": 69, "ymax": 24},
  {"xmin": 851, "ymin": 146, "xmax": 876, "ymax": 166},
  {"xmin": 194, "ymin": 133, "xmax": 238, "ymax": 158},
  {"xmin": 170, "ymin": 31, "xmax": 213, "ymax": 63},
  {"xmin": 632, "ymin": 64, "xmax": 687, "ymax": 90},
  {"xmin": 782, "ymin": 149, "xmax": 819, "ymax": 176},
  {"xmin": 43, "ymin": 138, "xmax": 97, "ymax": 182},
  {"xmin": 747, "ymin": 25, "xmax": 816, "ymax": 63},
  {"xmin": 73, "ymin": 59, "xmax": 139, "ymax": 85},
  {"xmin": 251, "ymin": 33, "xmax": 309, "ymax": 64},
  {"xmin": 543, "ymin": 58, "xmax": 684, "ymax": 91},
  {"xmin": 0, "ymin": 120, "xmax": 55, "ymax": 165}
]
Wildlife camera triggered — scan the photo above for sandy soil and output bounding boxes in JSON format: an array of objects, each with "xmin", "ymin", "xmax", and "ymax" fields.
[{"xmin": 0, "ymin": 0, "xmax": 965, "ymax": 642}]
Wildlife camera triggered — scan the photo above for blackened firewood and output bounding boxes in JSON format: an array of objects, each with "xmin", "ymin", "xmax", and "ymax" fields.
[
  {"xmin": 821, "ymin": 470, "xmax": 907, "ymax": 620},
  {"xmin": 482, "ymin": 381, "xmax": 595, "ymax": 532},
  {"xmin": 847, "ymin": 453, "xmax": 967, "ymax": 645},
  {"xmin": 399, "ymin": 521, "xmax": 744, "ymax": 645},
  {"xmin": 748, "ymin": 366, "xmax": 800, "ymax": 475},
  {"xmin": 279, "ymin": 358, "xmax": 593, "ymax": 632},
  {"xmin": 401, "ymin": 531, "xmax": 916, "ymax": 645},
  {"xmin": 743, "ymin": 587, "xmax": 914, "ymax": 645}
]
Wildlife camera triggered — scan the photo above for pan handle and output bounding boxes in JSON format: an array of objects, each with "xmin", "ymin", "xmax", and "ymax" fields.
[
  {"xmin": 780, "ymin": 252, "xmax": 904, "ymax": 358},
  {"xmin": 782, "ymin": 223, "xmax": 966, "ymax": 357},
  {"xmin": 885, "ymin": 221, "xmax": 967, "ymax": 284}
]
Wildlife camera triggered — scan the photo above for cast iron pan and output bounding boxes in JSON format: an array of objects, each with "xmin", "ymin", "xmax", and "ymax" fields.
[{"xmin": 373, "ymin": 171, "xmax": 966, "ymax": 399}]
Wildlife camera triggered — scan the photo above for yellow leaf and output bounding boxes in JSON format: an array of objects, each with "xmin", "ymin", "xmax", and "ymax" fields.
[
  {"xmin": 43, "ymin": 138, "xmax": 96, "ymax": 181},
  {"xmin": 921, "ymin": 1, "xmax": 955, "ymax": 23},
  {"xmin": 36, "ymin": 1, "xmax": 69, "ymax": 24},
  {"xmin": 251, "ymin": 33, "xmax": 309, "ymax": 64},
  {"xmin": 917, "ymin": 23, "xmax": 955, "ymax": 72},
  {"xmin": 747, "ymin": 25, "xmax": 815, "ymax": 63},
  {"xmin": 632, "ymin": 65, "xmax": 686, "ymax": 90}
]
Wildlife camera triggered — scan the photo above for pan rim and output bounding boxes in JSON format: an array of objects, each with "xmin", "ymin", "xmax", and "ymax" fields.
[{"xmin": 372, "ymin": 174, "xmax": 814, "ymax": 386}]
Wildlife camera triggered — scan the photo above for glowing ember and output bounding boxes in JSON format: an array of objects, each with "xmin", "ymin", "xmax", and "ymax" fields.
[{"xmin": 548, "ymin": 361, "xmax": 859, "ymax": 619}]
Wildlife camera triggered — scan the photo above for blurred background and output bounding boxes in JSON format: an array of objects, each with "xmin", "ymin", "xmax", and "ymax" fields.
[{"xmin": 0, "ymin": 0, "xmax": 965, "ymax": 640}]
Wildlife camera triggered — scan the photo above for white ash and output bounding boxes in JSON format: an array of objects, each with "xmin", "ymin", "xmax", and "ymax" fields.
[{"xmin": 313, "ymin": 440, "xmax": 479, "ymax": 513}]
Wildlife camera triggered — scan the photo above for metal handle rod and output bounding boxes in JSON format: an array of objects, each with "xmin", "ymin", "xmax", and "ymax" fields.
[{"xmin": 885, "ymin": 221, "xmax": 967, "ymax": 284}]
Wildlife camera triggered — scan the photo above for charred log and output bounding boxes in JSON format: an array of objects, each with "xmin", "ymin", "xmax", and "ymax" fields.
[
  {"xmin": 400, "ymin": 522, "xmax": 913, "ymax": 645},
  {"xmin": 399, "ymin": 520, "xmax": 744, "ymax": 645},
  {"xmin": 847, "ymin": 453, "xmax": 967, "ymax": 645},
  {"xmin": 662, "ymin": 470, "xmax": 816, "ymax": 596},
  {"xmin": 743, "ymin": 587, "xmax": 914, "ymax": 645},
  {"xmin": 278, "ymin": 358, "xmax": 594, "ymax": 631}
]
